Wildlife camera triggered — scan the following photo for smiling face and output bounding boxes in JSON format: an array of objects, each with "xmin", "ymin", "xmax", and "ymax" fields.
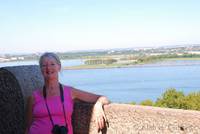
[{"xmin": 40, "ymin": 57, "xmax": 61, "ymax": 81}]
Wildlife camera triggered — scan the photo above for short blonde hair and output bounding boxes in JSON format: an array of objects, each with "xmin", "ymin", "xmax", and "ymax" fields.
[{"xmin": 39, "ymin": 52, "xmax": 61, "ymax": 68}]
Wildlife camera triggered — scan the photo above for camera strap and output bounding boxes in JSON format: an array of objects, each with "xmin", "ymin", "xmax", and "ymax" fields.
[{"xmin": 43, "ymin": 83, "xmax": 68, "ymax": 128}]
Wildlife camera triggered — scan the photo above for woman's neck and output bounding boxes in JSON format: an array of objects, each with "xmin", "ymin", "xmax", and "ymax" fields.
[{"xmin": 44, "ymin": 79, "xmax": 60, "ymax": 96}]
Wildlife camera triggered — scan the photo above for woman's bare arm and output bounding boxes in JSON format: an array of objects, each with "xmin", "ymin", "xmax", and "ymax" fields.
[{"xmin": 71, "ymin": 87, "xmax": 110, "ymax": 104}]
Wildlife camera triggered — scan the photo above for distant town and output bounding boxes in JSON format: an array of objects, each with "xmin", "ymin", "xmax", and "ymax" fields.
[{"xmin": 1, "ymin": 44, "xmax": 200, "ymax": 63}]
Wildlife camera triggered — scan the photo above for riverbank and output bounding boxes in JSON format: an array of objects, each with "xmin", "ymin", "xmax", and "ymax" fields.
[{"xmin": 64, "ymin": 57, "xmax": 200, "ymax": 70}]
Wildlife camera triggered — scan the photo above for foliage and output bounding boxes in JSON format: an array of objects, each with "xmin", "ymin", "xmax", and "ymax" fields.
[
  {"xmin": 140, "ymin": 99, "xmax": 154, "ymax": 106},
  {"xmin": 183, "ymin": 92, "xmax": 200, "ymax": 110},
  {"xmin": 136, "ymin": 54, "xmax": 200, "ymax": 64},
  {"xmin": 130, "ymin": 101, "xmax": 136, "ymax": 105},
  {"xmin": 131, "ymin": 88, "xmax": 200, "ymax": 111},
  {"xmin": 84, "ymin": 58, "xmax": 117, "ymax": 65},
  {"xmin": 155, "ymin": 88, "xmax": 186, "ymax": 109}
]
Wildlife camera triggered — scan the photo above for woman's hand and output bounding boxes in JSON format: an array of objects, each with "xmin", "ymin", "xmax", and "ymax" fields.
[{"xmin": 93, "ymin": 101, "xmax": 108, "ymax": 132}]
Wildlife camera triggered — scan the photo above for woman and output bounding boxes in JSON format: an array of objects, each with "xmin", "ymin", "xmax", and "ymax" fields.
[{"xmin": 25, "ymin": 52, "xmax": 110, "ymax": 134}]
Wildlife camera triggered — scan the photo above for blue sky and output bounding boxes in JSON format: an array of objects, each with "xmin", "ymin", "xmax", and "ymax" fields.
[{"xmin": 0, "ymin": 0, "xmax": 200, "ymax": 53}]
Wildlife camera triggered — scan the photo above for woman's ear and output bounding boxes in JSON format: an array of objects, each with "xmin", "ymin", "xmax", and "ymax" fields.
[{"xmin": 59, "ymin": 64, "xmax": 61, "ymax": 71}]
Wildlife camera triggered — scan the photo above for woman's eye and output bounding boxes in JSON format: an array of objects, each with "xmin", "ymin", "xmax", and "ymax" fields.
[{"xmin": 42, "ymin": 65, "xmax": 46, "ymax": 68}]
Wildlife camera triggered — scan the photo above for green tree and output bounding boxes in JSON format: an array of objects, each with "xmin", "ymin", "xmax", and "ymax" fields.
[
  {"xmin": 140, "ymin": 99, "xmax": 154, "ymax": 106},
  {"xmin": 131, "ymin": 89, "xmax": 200, "ymax": 111},
  {"xmin": 184, "ymin": 92, "xmax": 200, "ymax": 110},
  {"xmin": 155, "ymin": 88, "xmax": 186, "ymax": 109},
  {"xmin": 130, "ymin": 101, "xmax": 136, "ymax": 105}
]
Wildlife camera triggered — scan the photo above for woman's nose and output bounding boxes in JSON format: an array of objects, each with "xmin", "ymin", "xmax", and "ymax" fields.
[{"xmin": 46, "ymin": 65, "xmax": 52, "ymax": 69}]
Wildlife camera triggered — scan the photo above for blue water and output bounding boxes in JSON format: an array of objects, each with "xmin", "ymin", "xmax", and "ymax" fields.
[
  {"xmin": 1, "ymin": 60, "xmax": 200, "ymax": 103},
  {"xmin": 60, "ymin": 65, "xmax": 200, "ymax": 103}
]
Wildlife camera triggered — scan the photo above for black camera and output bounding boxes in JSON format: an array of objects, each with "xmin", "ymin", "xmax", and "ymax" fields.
[{"xmin": 52, "ymin": 125, "xmax": 68, "ymax": 134}]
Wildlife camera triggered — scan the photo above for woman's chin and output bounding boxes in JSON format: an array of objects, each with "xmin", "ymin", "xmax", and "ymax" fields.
[{"xmin": 45, "ymin": 76, "xmax": 57, "ymax": 81}]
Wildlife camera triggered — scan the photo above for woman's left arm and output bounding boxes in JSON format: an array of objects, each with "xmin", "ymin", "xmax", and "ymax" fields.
[{"xmin": 71, "ymin": 87, "xmax": 110, "ymax": 131}]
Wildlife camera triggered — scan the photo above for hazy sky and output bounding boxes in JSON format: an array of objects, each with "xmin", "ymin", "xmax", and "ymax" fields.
[{"xmin": 1, "ymin": 0, "xmax": 200, "ymax": 53}]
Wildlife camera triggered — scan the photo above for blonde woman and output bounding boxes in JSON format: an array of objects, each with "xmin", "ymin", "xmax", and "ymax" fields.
[{"xmin": 25, "ymin": 52, "xmax": 110, "ymax": 134}]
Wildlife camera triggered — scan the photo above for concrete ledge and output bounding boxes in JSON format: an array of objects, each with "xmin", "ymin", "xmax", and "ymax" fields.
[{"xmin": 73, "ymin": 102, "xmax": 200, "ymax": 134}]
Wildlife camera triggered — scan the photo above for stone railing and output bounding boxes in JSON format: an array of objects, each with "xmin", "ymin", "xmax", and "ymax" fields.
[{"xmin": 0, "ymin": 65, "xmax": 200, "ymax": 134}]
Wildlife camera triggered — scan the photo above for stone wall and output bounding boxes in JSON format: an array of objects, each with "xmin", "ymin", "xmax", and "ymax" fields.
[{"xmin": 0, "ymin": 65, "xmax": 200, "ymax": 134}]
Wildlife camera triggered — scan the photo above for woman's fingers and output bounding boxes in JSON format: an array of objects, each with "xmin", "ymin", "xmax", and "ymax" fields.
[
  {"xmin": 95, "ymin": 117, "xmax": 99, "ymax": 131},
  {"xmin": 98, "ymin": 117, "xmax": 104, "ymax": 130},
  {"xmin": 93, "ymin": 102, "xmax": 108, "ymax": 131},
  {"xmin": 96, "ymin": 115, "xmax": 106, "ymax": 131},
  {"xmin": 96, "ymin": 117, "xmax": 102, "ymax": 132},
  {"xmin": 102, "ymin": 111, "xmax": 107, "ymax": 123}
]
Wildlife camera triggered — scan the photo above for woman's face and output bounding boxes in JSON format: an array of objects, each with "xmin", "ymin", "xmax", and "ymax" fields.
[{"xmin": 40, "ymin": 57, "xmax": 61, "ymax": 80}]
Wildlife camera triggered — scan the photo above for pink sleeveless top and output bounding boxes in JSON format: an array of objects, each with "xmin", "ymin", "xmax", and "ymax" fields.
[{"xmin": 29, "ymin": 86, "xmax": 74, "ymax": 134}]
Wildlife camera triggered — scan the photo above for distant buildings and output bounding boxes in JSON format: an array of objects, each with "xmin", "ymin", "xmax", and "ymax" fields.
[{"xmin": 0, "ymin": 56, "xmax": 24, "ymax": 62}]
